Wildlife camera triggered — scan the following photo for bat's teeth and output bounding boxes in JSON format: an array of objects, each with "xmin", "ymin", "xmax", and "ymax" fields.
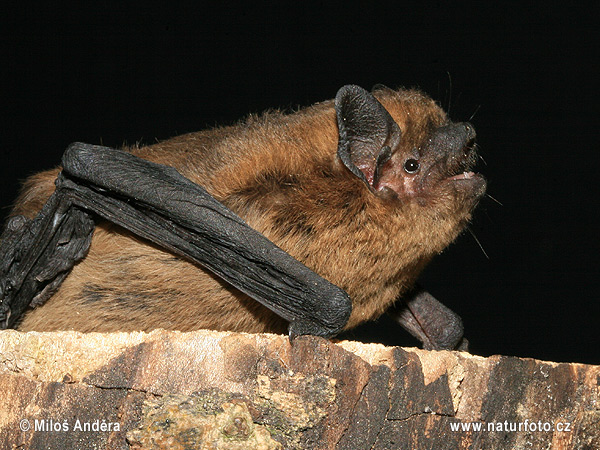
[{"xmin": 449, "ymin": 171, "xmax": 475, "ymax": 181}]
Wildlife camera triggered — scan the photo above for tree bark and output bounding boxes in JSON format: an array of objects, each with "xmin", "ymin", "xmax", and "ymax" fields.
[{"xmin": 0, "ymin": 329, "xmax": 598, "ymax": 449}]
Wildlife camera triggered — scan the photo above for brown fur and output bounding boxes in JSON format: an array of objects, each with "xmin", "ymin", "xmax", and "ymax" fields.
[{"xmin": 13, "ymin": 88, "xmax": 481, "ymax": 333}]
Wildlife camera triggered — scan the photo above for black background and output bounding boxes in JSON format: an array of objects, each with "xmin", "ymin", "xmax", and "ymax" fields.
[{"xmin": 2, "ymin": 4, "xmax": 598, "ymax": 364}]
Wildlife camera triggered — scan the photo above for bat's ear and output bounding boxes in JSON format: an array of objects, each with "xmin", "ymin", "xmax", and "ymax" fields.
[{"xmin": 335, "ymin": 85, "xmax": 402, "ymax": 189}]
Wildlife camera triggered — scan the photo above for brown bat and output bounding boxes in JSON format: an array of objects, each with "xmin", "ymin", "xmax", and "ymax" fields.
[{"xmin": 0, "ymin": 85, "xmax": 485, "ymax": 349}]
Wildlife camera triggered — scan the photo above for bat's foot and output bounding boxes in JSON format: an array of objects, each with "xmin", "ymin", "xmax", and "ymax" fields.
[{"xmin": 388, "ymin": 286, "xmax": 466, "ymax": 351}]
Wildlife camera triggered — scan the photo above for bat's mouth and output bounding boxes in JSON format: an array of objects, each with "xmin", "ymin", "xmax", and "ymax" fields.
[
  {"xmin": 445, "ymin": 170, "xmax": 486, "ymax": 198},
  {"xmin": 448, "ymin": 171, "xmax": 476, "ymax": 181},
  {"xmin": 441, "ymin": 156, "xmax": 486, "ymax": 200},
  {"xmin": 434, "ymin": 125, "xmax": 486, "ymax": 197}
]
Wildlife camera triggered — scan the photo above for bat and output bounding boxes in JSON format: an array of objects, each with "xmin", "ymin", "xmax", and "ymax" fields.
[{"xmin": 0, "ymin": 85, "xmax": 486, "ymax": 349}]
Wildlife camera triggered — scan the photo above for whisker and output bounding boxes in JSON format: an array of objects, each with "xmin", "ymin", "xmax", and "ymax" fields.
[
  {"xmin": 478, "ymin": 153, "xmax": 487, "ymax": 166},
  {"xmin": 467, "ymin": 226, "xmax": 489, "ymax": 259},
  {"xmin": 486, "ymin": 194, "xmax": 503, "ymax": 206},
  {"xmin": 468, "ymin": 104, "xmax": 481, "ymax": 122},
  {"xmin": 446, "ymin": 71, "xmax": 453, "ymax": 115}
]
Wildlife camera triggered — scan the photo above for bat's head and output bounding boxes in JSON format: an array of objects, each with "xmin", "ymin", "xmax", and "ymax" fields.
[{"xmin": 335, "ymin": 84, "xmax": 486, "ymax": 256}]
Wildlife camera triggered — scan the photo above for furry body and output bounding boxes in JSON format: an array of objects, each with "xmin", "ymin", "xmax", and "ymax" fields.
[{"xmin": 12, "ymin": 87, "xmax": 484, "ymax": 333}]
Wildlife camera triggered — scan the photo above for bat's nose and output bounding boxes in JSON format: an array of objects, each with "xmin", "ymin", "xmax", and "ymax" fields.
[
  {"xmin": 461, "ymin": 122, "xmax": 477, "ymax": 157},
  {"xmin": 423, "ymin": 122, "xmax": 478, "ymax": 159}
]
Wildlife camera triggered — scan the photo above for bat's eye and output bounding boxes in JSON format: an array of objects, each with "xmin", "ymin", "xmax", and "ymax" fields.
[{"xmin": 404, "ymin": 158, "xmax": 420, "ymax": 174}]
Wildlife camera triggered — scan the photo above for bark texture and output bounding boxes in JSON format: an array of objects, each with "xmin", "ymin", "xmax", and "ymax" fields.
[{"xmin": 0, "ymin": 329, "xmax": 598, "ymax": 449}]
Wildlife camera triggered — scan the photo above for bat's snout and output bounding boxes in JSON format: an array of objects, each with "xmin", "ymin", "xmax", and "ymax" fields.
[{"xmin": 463, "ymin": 122, "xmax": 477, "ymax": 156}]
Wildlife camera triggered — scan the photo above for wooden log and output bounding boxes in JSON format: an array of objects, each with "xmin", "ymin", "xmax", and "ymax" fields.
[{"xmin": 0, "ymin": 329, "xmax": 598, "ymax": 449}]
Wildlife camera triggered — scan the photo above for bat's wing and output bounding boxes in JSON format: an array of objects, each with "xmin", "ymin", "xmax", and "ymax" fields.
[{"xmin": 0, "ymin": 143, "xmax": 351, "ymax": 337}]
